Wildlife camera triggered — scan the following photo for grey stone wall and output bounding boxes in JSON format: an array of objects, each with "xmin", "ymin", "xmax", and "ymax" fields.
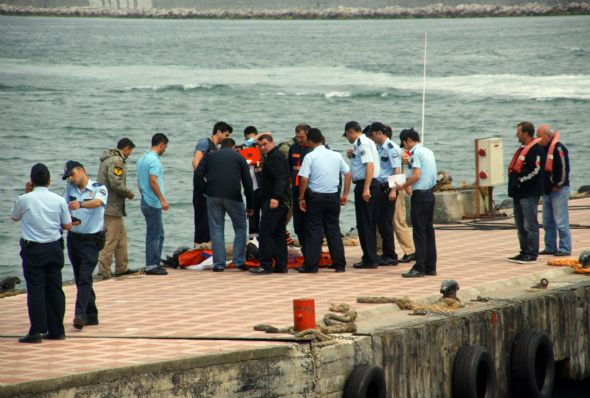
[{"xmin": 2, "ymin": 0, "xmax": 589, "ymax": 9}]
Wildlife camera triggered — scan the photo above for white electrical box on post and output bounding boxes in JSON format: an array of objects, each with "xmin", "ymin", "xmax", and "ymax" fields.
[{"xmin": 475, "ymin": 138, "xmax": 504, "ymax": 218}]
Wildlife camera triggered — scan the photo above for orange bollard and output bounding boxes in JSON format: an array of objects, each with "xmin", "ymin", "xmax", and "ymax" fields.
[{"xmin": 293, "ymin": 298, "xmax": 316, "ymax": 331}]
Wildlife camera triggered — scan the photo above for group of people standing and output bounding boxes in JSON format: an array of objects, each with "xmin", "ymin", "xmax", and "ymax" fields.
[
  {"xmin": 10, "ymin": 136, "xmax": 147, "ymax": 342},
  {"xmin": 192, "ymin": 121, "xmax": 438, "ymax": 278},
  {"xmin": 10, "ymin": 119, "xmax": 441, "ymax": 343},
  {"xmin": 508, "ymin": 121, "xmax": 572, "ymax": 264}
]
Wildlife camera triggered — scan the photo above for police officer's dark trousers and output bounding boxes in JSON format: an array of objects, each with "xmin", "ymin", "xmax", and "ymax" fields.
[
  {"xmin": 410, "ymin": 189, "xmax": 437, "ymax": 274},
  {"xmin": 20, "ymin": 239, "xmax": 65, "ymax": 336},
  {"xmin": 376, "ymin": 185, "xmax": 397, "ymax": 259},
  {"xmin": 259, "ymin": 201, "xmax": 288, "ymax": 271},
  {"xmin": 304, "ymin": 192, "xmax": 346, "ymax": 271},
  {"xmin": 354, "ymin": 180, "xmax": 380, "ymax": 264},
  {"xmin": 67, "ymin": 232, "xmax": 99, "ymax": 322}
]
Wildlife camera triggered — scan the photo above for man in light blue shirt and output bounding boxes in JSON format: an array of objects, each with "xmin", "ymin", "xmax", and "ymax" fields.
[
  {"xmin": 11, "ymin": 163, "xmax": 72, "ymax": 343},
  {"xmin": 369, "ymin": 122, "xmax": 402, "ymax": 266},
  {"xmin": 137, "ymin": 132, "xmax": 169, "ymax": 276},
  {"xmin": 343, "ymin": 121, "xmax": 381, "ymax": 268},
  {"xmin": 62, "ymin": 160, "xmax": 107, "ymax": 330},
  {"xmin": 297, "ymin": 128, "xmax": 352, "ymax": 273},
  {"xmin": 396, "ymin": 128, "xmax": 438, "ymax": 278}
]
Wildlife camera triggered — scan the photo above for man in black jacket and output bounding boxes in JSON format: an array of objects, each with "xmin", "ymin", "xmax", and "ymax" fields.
[
  {"xmin": 507, "ymin": 121, "xmax": 545, "ymax": 264},
  {"xmin": 250, "ymin": 134, "xmax": 291, "ymax": 274},
  {"xmin": 195, "ymin": 138, "xmax": 254, "ymax": 272}
]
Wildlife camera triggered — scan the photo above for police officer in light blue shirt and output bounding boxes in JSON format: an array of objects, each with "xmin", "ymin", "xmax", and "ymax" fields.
[
  {"xmin": 369, "ymin": 122, "xmax": 402, "ymax": 266},
  {"xmin": 11, "ymin": 163, "xmax": 72, "ymax": 343},
  {"xmin": 297, "ymin": 128, "xmax": 352, "ymax": 273},
  {"xmin": 396, "ymin": 128, "xmax": 438, "ymax": 278},
  {"xmin": 62, "ymin": 160, "xmax": 107, "ymax": 330},
  {"xmin": 343, "ymin": 121, "xmax": 381, "ymax": 268}
]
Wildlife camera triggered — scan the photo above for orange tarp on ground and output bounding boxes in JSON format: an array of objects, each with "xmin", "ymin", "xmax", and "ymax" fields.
[{"xmin": 177, "ymin": 248, "xmax": 332, "ymax": 269}]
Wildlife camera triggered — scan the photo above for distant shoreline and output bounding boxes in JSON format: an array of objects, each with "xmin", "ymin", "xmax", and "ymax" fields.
[{"xmin": 1, "ymin": 3, "xmax": 589, "ymax": 19}]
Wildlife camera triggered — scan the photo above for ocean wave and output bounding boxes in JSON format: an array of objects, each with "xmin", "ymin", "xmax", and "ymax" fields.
[
  {"xmin": 123, "ymin": 83, "xmax": 224, "ymax": 92},
  {"xmin": 324, "ymin": 91, "xmax": 351, "ymax": 99},
  {"xmin": 2, "ymin": 61, "xmax": 589, "ymax": 101},
  {"xmin": 568, "ymin": 47, "xmax": 589, "ymax": 56},
  {"xmin": 0, "ymin": 83, "xmax": 62, "ymax": 93}
]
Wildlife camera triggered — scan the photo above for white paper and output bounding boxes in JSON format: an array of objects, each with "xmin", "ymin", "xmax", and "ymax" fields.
[{"xmin": 388, "ymin": 174, "xmax": 406, "ymax": 188}]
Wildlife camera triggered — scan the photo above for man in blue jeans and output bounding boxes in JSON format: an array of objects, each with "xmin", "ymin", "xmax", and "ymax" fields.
[
  {"xmin": 536, "ymin": 124, "xmax": 571, "ymax": 256},
  {"xmin": 137, "ymin": 133, "xmax": 169, "ymax": 275},
  {"xmin": 194, "ymin": 137, "xmax": 254, "ymax": 272},
  {"xmin": 507, "ymin": 121, "xmax": 545, "ymax": 264}
]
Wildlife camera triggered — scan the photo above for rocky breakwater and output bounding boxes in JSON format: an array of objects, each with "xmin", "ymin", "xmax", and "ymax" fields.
[{"xmin": 1, "ymin": 2, "xmax": 589, "ymax": 18}]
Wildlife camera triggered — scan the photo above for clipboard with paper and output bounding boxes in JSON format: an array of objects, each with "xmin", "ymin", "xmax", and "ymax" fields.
[{"xmin": 388, "ymin": 174, "xmax": 406, "ymax": 188}]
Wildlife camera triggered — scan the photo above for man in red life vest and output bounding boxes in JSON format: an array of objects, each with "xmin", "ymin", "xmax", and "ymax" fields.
[
  {"xmin": 536, "ymin": 125, "xmax": 571, "ymax": 256},
  {"xmin": 507, "ymin": 121, "xmax": 546, "ymax": 264}
]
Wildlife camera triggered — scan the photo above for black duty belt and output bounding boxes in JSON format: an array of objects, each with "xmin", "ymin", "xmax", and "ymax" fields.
[
  {"xmin": 20, "ymin": 238, "xmax": 62, "ymax": 249},
  {"xmin": 68, "ymin": 231, "xmax": 101, "ymax": 240}
]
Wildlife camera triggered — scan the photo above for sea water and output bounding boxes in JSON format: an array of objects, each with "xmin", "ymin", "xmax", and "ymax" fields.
[{"xmin": 1, "ymin": 15, "xmax": 589, "ymax": 282}]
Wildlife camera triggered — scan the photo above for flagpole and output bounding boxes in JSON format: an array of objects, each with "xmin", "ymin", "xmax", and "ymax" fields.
[{"xmin": 421, "ymin": 32, "xmax": 427, "ymax": 143}]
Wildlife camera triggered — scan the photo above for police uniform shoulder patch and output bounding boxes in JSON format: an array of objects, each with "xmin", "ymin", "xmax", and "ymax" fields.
[
  {"xmin": 113, "ymin": 165, "xmax": 124, "ymax": 176},
  {"xmin": 99, "ymin": 187, "xmax": 107, "ymax": 196},
  {"xmin": 387, "ymin": 142, "xmax": 393, "ymax": 149},
  {"xmin": 360, "ymin": 150, "xmax": 365, "ymax": 156}
]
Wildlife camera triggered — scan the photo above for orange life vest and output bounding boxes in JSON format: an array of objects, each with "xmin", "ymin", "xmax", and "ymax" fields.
[
  {"xmin": 508, "ymin": 138, "xmax": 542, "ymax": 175},
  {"xmin": 544, "ymin": 131, "xmax": 561, "ymax": 173}
]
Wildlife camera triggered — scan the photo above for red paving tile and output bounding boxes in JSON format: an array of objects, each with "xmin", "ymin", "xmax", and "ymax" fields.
[{"xmin": 1, "ymin": 197, "xmax": 589, "ymax": 388}]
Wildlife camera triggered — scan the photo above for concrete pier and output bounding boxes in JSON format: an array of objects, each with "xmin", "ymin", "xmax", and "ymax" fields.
[{"xmin": 1, "ymin": 197, "xmax": 590, "ymax": 397}]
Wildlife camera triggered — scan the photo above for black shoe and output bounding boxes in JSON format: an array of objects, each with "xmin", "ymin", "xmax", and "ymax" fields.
[
  {"xmin": 73, "ymin": 316, "xmax": 85, "ymax": 330},
  {"xmin": 402, "ymin": 269, "xmax": 425, "ymax": 278},
  {"xmin": 539, "ymin": 249, "xmax": 555, "ymax": 255},
  {"xmin": 19, "ymin": 333, "xmax": 42, "ymax": 343},
  {"xmin": 114, "ymin": 269, "xmax": 138, "ymax": 277},
  {"xmin": 235, "ymin": 264, "xmax": 249, "ymax": 271},
  {"xmin": 353, "ymin": 261, "xmax": 364, "ymax": 267},
  {"xmin": 353, "ymin": 262, "xmax": 378, "ymax": 269},
  {"xmin": 249, "ymin": 267, "xmax": 272, "ymax": 275},
  {"xmin": 296, "ymin": 267, "xmax": 318, "ymax": 273},
  {"xmin": 425, "ymin": 271, "xmax": 437, "ymax": 276},
  {"xmin": 42, "ymin": 333, "xmax": 66, "ymax": 340},
  {"xmin": 399, "ymin": 253, "xmax": 416, "ymax": 263},
  {"xmin": 86, "ymin": 319, "xmax": 99, "ymax": 326},
  {"xmin": 334, "ymin": 267, "xmax": 346, "ymax": 273},
  {"xmin": 273, "ymin": 268, "xmax": 289, "ymax": 273},
  {"xmin": 515, "ymin": 255, "xmax": 537, "ymax": 264},
  {"xmin": 146, "ymin": 266, "xmax": 168, "ymax": 275},
  {"xmin": 507, "ymin": 254, "xmax": 524, "ymax": 263},
  {"xmin": 212, "ymin": 266, "xmax": 225, "ymax": 272},
  {"xmin": 378, "ymin": 257, "xmax": 399, "ymax": 266},
  {"xmin": 554, "ymin": 251, "xmax": 571, "ymax": 257}
]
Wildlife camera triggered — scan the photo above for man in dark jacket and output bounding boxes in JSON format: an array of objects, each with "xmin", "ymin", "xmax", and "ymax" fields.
[
  {"xmin": 250, "ymin": 133, "xmax": 291, "ymax": 274},
  {"xmin": 287, "ymin": 124, "xmax": 311, "ymax": 252},
  {"xmin": 507, "ymin": 121, "xmax": 545, "ymax": 264},
  {"xmin": 195, "ymin": 138, "xmax": 254, "ymax": 272},
  {"xmin": 536, "ymin": 124, "xmax": 571, "ymax": 256},
  {"xmin": 97, "ymin": 138, "xmax": 136, "ymax": 278},
  {"xmin": 192, "ymin": 121, "xmax": 233, "ymax": 245}
]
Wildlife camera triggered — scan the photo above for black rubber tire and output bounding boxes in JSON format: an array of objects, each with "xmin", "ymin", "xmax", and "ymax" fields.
[
  {"xmin": 452, "ymin": 345, "xmax": 496, "ymax": 398},
  {"xmin": 343, "ymin": 364, "xmax": 386, "ymax": 398},
  {"xmin": 511, "ymin": 329, "xmax": 555, "ymax": 398}
]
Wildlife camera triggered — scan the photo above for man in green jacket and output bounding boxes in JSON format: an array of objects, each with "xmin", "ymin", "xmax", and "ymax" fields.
[{"xmin": 97, "ymin": 138, "xmax": 136, "ymax": 278}]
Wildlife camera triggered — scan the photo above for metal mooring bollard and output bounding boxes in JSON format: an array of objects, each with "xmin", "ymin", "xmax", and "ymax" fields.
[{"xmin": 293, "ymin": 298, "xmax": 316, "ymax": 331}]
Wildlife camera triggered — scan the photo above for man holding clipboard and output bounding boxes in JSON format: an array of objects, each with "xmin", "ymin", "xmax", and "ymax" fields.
[{"xmin": 396, "ymin": 128, "xmax": 438, "ymax": 278}]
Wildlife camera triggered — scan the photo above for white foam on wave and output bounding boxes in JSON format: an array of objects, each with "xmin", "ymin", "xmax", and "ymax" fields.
[
  {"xmin": 2, "ymin": 61, "xmax": 589, "ymax": 101},
  {"xmin": 324, "ymin": 91, "xmax": 351, "ymax": 98}
]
